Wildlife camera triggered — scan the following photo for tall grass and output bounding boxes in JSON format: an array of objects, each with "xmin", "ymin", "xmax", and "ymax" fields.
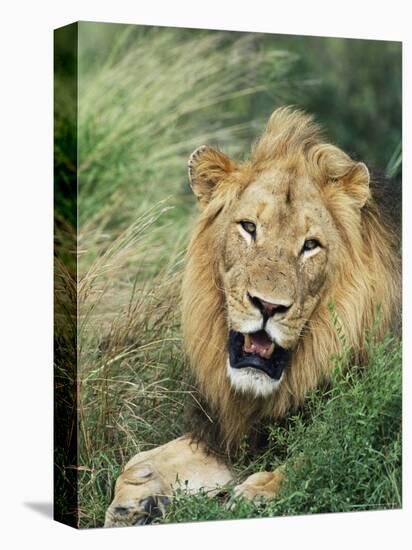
[
  {"xmin": 77, "ymin": 204, "xmax": 188, "ymax": 527},
  {"xmin": 77, "ymin": 27, "xmax": 293, "ymax": 253}
]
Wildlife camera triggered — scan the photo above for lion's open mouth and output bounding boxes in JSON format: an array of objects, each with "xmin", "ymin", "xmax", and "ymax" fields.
[{"xmin": 228, "ymin": 330, "xmax": 292, "ymax": 380}]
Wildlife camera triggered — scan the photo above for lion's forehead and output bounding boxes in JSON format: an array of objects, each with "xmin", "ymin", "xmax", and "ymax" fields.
[{"xmin": 235, "ymin": 170, "xmax": 325, "ymax": 235}]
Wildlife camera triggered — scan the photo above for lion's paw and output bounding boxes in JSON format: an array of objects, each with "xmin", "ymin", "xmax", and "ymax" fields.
[
  {"xmin": 104, "ymin": 462, "xmax": 171, "ymax": 528},
  {"xmin": 232, "ymin": 469, "xmax": 285, "ymax": 502}
]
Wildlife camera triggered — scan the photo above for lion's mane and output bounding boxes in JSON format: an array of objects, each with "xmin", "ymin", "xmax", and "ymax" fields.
[{"xmin": 182, "ymin": 108, "xmax": 400, "ymax": 454}]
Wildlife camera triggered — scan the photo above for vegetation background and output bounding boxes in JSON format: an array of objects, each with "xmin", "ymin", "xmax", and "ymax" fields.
[{"xmin": 54, "ymin": 22, "xmax": 402, "ymax": 528}]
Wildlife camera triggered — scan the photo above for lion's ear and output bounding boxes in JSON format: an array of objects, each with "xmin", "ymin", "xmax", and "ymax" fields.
[
  {"xmin": 315, "ymin": 145, "xmax": 370, "ymax": 209},
  {"xmin": 340, "ymin": 162, "xmax": 370, "ymax": 208},
  {"xmin": 188, "ymin": 145, "xmax": 236, "ymax": 207}
]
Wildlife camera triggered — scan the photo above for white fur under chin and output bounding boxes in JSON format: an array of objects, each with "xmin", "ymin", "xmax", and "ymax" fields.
[{"xmin": 226, "ymin": 358, "xmax": 283, "ymax": 398}]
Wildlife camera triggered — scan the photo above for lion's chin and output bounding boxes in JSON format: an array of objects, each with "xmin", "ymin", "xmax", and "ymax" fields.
[{"xmin": 226, "ymin": 358, "xmax": 283, "ymax": 398}]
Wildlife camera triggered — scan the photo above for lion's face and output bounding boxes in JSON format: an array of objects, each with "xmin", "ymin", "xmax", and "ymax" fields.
[
  {"xmin": 186, "ymin": 108, "xmax": 371, "ymax": 399},
  {"xmin": 218, "ymin": 166, "xmax": 337, "ymax": 395}
]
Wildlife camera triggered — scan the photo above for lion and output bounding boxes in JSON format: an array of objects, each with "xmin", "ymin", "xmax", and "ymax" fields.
[{"xmin": 105, "ymin": 106, "xmax": 400, "ymax": 527}]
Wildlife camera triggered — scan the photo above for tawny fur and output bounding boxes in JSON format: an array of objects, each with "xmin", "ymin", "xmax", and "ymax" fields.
[{"xmin": 182, "ymin": 107, "xmax": 400, "ymax": 452}]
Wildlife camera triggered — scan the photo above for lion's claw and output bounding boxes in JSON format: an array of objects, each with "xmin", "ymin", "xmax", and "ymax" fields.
[
  {"xmin": 137, "ymin": 496, "xmax": 171, "ymax": 525},
  {"xmin": 129, "ymin": 496, "xmax": 167, "ymax": 525}
]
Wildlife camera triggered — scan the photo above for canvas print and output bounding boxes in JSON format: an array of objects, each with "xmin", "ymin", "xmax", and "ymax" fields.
[{"xmin": 54, "ymin": 21, "xmax": 402, "ymax": 529}]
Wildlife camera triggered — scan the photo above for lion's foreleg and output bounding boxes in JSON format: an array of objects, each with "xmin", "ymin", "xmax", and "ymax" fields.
[{"xmin": 105, "ymin": 435, "xmax": 233, "ymax": 527}]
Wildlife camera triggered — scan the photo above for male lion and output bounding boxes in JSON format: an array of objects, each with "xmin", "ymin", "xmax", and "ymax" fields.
[{"xmin": 105, "ymin": 107, "xmax": 400, "ymax": 527}]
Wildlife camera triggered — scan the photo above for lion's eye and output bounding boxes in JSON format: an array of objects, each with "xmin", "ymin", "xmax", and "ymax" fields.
[
  {"xmin": 240, "ymin": 221, "xmax": 256, "ymax": 236},
  {"xmin": 302, "ymin": 239, "xmax": 320, "ymax": 253}
]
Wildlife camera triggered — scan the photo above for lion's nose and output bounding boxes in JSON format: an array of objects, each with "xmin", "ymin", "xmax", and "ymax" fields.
[{"xmin": 248, "ymin": 293, "xmax": 293, "ymax": 317}]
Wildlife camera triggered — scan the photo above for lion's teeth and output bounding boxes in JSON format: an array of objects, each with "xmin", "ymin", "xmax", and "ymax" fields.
[{"xmin": 243, "ymin": 334, "xmax": 275, "ymax": 357}]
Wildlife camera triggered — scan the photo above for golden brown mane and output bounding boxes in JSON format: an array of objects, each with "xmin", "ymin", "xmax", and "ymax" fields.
[{"xmin": 182, "ymin": 107, "xmax": 400, "ymax": 452}]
